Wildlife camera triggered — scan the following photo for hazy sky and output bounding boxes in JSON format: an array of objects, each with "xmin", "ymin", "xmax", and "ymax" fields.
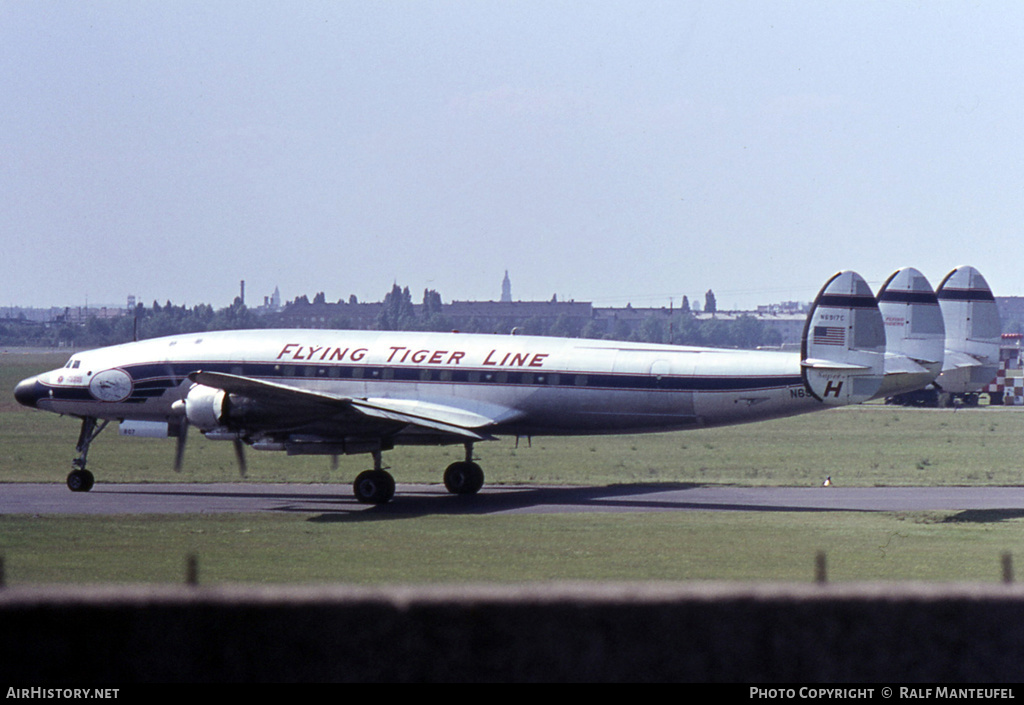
[{"xmin": 3, "ymin": 1, "xmax": 1023, "ymax": 311}]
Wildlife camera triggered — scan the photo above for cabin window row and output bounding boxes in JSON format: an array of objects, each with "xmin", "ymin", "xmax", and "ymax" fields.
[
  {"xmin": 267, "ymin": 364, "xmax": 588, "ymax": 387},
  {"xmin": 143, "ymin": 362, "xmax": 796, "ymax": 392}
]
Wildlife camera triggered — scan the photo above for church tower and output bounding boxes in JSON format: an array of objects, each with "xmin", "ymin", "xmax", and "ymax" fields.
[{"xmin": 501, "ymin": 270, "xmax": 512, "ymax": 302}]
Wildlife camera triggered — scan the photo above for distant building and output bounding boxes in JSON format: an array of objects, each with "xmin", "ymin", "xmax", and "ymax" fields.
[
  {"xmin": 757, "ymin": 301, "xmax": 810, "ymax": 315},
  {"xmin": 59, "ymin": 306, "xmax": 126, "ymax": 324},
  {"xmin": 996, "ymin": 297, "xmax": 1024, "ymax": 334},
  {"xmin": 260, "ymin": 286, "xmax": 282, "ymax": 313},
  {"xmin": 591, "ymin": 306, "xmax": 806, "ymax": 347},
  {"xmin": 275, "ymin": 299, "xmax": 382, "ymax": 329},
  {"xmin": 501, "ymin": 271, "xmax": 512, "ymax": 302},
  {"xmin": 0, "ymin": 307, "xmax": 65, "ymax": 323},
  {"xmin": 446, "ymin": 299, "xmax": 592, "ymax": 333}
]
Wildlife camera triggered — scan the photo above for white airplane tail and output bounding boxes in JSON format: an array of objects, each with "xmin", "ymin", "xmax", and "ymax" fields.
[
  {"xmin": 801, "ymin": 271, "xmax": 886, "ymax": 405},
  {"xmin": 935, "ymin": 266, "xmax": 1001, "ymax": 394},
  {"xmin": 874, "ymin": 267, "xmax": 945, "ymax": 398}
]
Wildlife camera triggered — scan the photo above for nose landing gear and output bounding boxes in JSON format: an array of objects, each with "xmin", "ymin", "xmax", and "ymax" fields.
[{"xmin": 67, "ymin": 416, "xmax": 109, "ymax": 492}]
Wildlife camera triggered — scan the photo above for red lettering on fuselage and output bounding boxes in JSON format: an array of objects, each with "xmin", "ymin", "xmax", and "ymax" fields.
[
  {"xmin": 276, "ymin": 343, "xmax": 543, "ymax": 368},
  {"xmin": 277, "ymin": 344, "xmax": 367, "ymax": 363},
  {"xmin": 483, "ymin": 349, "xmax": 549, "ymax": 367},
  {"xmin": 386, "ymin": 346, "xmax": 466, "ymax": 365}
]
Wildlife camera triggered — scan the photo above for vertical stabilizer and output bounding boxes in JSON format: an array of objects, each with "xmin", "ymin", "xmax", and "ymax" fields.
[
  {"xmin": 936, "ymin": 266, "xmax": 1001, "ymax": 393},
  {"xmin": 801, "ymin": 271, "xmax": 886, "ymax": 405},
  {"xmin": 874, "ymin": 267, "xmax": 944, "ymax": 398}
]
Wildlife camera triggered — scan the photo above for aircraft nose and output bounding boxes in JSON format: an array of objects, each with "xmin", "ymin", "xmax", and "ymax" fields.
[{"xmin": 14, "ymin": 376, "xmax": 45, "ymax": 409}]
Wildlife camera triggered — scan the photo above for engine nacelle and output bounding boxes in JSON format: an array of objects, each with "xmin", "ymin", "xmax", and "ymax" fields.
[{"xmin": 183, "ymin": 384, "xmax": 228, "ymax": 431}]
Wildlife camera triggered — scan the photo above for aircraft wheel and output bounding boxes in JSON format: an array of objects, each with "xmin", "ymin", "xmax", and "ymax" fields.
[
  {"xmin": 67, "ymin": 469, "xmax": 95, "ymax": 493},
  {"xmin": 353, "ymin": 469, "xmax": 395, "ymax": 504},
  {"xmin": 443, "ymin": 461, "xmax": 484, "ymax": 495}
]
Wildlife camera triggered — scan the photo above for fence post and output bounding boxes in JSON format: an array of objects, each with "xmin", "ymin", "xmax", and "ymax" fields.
[{"xmin": 186, "ymin": 554, "xmax": 199, "ymax": 586}]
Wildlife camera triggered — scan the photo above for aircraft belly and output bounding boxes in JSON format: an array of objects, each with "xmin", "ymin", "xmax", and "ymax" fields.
[
  {"xmin": 329, "ymin": 380, "xmax": 699, "ymax": 435},
  {"xmin": 692, "ymin": 386, "xmax": 819, "ymax": 427},
  {"xmin": 293, "ymin": 375, "xmax": 820, "ymax": 435},
  {"xmin": 500, "ymin": 387, "xmax": 698, "ymax": 434}
]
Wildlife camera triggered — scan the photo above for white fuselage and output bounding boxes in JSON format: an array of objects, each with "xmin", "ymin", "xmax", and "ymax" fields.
[{"xmin": 21, "ymin": 329, "xmax": 820, "ymax": 439}]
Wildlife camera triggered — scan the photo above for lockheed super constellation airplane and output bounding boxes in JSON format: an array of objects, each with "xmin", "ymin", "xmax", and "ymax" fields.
[{"xmin": 14, "ymin": 266, "xmax": 1000, "ymax": 504}]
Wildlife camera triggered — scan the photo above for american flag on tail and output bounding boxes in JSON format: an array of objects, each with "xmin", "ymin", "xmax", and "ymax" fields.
[{"xmin": 813, "ymin": 326, "xmax": 845, "ymax": 346}]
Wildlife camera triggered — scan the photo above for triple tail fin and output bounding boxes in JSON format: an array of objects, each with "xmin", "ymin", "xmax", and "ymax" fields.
[
  {"xmin": 935, "ymin": 266, "xmax": 1001, "ymax": 393},
  {"xmin": 873, "ymin": 267, "xmax": 945, "ymax": 398},
  {"xmin": 801, "ymin": 271, "xmax": 886, "ymax": 405}
]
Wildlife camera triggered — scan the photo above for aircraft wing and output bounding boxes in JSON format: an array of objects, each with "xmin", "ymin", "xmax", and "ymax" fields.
[{"xmin": 187, "ymin": 370, "xmax": 505, "ymax": 441}]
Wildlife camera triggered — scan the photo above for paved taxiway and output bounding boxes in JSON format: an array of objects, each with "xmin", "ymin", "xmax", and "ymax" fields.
[{"xmin": 4, "ymin": 483, "xmax": 1024, "ymax": 517}]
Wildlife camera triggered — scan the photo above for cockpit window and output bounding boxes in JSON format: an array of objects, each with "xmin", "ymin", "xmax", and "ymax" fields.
[{"xmin": 65, "ymin": 359, "xmax": 81, "ymax": 369}]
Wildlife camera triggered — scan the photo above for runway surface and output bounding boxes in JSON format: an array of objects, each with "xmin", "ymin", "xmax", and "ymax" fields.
[{"xmin": 5, "ymin": 482, "xmax": 1024, "ymax": 516}]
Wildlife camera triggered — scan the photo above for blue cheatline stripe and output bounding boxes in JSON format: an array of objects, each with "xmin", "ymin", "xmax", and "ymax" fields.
[
  {"xmin": 936, "ymin": 288, "xmax": 996, "ymax": 302},
  {"xmin": 815, "ymin": 294, "xmax": 879, "ymax": 309},
  {"xmin": 159, "ymin": 362, "xmax": 802, "ymax": 392},
  {"xmin": 877, "ymin": 290, "xmax": 939, "ymax": 305},
  {"xmin": 43, "ymin": 361, "xmax": 806, "ymax": 403}
]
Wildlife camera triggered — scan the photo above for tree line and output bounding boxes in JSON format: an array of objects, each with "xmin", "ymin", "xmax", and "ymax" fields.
[
  {"xmin": 0, "ymin": 285, "xmax": 782, "ymax": 350},
  {"xmin": 0, "ymin": 298, "xmax": 257, "ymax": 350},
  {"xmin": 366, "ymin": 285, "xmax": 780, "ymax": 348}
]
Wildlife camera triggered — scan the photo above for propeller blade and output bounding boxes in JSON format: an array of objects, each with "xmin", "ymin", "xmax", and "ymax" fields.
[
  {"xmin": 233, "ymin": 437, "xmax": 248, "ymax": 477},
  {"xmin": 173, "ymin": 417, "xmax": 189, "ymax": 472}
]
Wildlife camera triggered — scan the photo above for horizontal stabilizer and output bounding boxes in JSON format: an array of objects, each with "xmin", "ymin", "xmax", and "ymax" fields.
[
  {"xmin": 943, "ymin": 349, "xmax": 990, "ymax": 370},
  {"xmin": 800, "ymin": 271, "xmax": 886, "ymax": 405},
  {"xmin": 878, "ymin": 355, "xmax": 937, "ymax": 376},
  {"xmin": 801, "ymin": 359, "xmax": 874, "ymax": 371}
]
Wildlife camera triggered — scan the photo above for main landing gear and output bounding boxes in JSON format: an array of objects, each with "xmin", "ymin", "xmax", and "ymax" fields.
[
  {"xmin": 60, "ymin": 418, "xmax": 486, "ymax": 505},
  {"xmin": 352, "ymin": 450, "xmax": 396, "ymax": 505},
  {"xmin": 351, "ymin": 443, "xmax": 485, "ymax": 505},
  {"xmin": 67, "ymin": 416, "xmax": 109, "ymax": 492}
]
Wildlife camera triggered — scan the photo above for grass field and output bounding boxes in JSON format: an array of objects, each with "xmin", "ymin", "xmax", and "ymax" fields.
[{"xmin": 3, "ymin": 350, "xmax": 1024, "ymax": 585}]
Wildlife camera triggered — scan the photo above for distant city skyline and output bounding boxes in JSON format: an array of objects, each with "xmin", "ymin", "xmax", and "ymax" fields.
[{"xmin": 0, "ymin": 268, "xmax": 812, "ymax": 314}]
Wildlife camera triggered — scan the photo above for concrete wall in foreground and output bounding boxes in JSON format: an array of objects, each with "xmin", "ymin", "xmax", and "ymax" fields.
[{"xmin": 3, "ymin": 582, "xmax": 1024, "ymax": 682}]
